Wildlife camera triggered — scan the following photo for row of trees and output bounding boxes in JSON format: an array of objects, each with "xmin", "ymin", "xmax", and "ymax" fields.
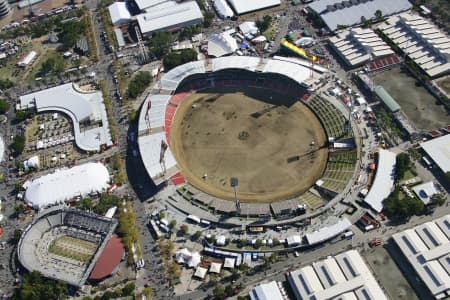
[
  {"xmin": 0, "ymin": 8, "xmax": 87, "ymax": 40},
  {"xmin": 127, "ymin": 71, "xmax": 152, "ymax": 99},
  {"xmin": 0, "ymin": 98, "xmax": 10, "ymax": 114},
  {"xmin": 395, "ymin": 153, "xmax": 411, "ymax": 180},
  {"xmin": 13, "ymin": 271, "xmax": 67, "ymax": 300}
]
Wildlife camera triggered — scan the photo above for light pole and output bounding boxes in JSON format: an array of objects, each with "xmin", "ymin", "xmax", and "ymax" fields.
[{"xmin": 230, "ymin": 177, "xmax": 240, "ymax": 215}]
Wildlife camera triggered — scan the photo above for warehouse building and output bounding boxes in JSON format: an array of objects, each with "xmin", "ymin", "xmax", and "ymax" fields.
[
  {"xmin": 287, "ymin": 249, "xmax": 387, "ymax": 300},
  {"xmin": 307, "ymin": 0, "xmax": 412, "ymax": 32},
  {"xmin": 378, "ymin": 12, "xmax": 450, "ymax": 78},
  {"xmin": 227, "ymin": 0, "xmax": 280, "ymax": 15},
  {"xmin": 420, "ymin": 134, "xmax": 450, "ymax": 173},
  {"xmin": 108, "ymin": 2, "xmax": 132, "ymax": 25},
  {"xmin": 392, "ymin": 214, "xmax": 450, "ymax": 299},
  {"xmin": 329, "ymin": 27, "xmax": 394, "ymax": 67},
  {"xmin": 136, "ymin": 1, "xmax": 203, "ymax": 36}
]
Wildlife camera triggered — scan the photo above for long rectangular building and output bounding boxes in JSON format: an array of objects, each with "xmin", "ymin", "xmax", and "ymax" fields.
[
  {"xmin": 392, "ymin": 214, "xmax": 450, "ymax": 299},
  {"xmin": 307, "ymin": 0, "xmax": 412, "ymax": 32},
  {"xmin": 378, "ymin": 12, "xmax": 450, "ymax": 78},
  {"xmin": 329, "ymin": 27, "xmax": 394, "ymax": 67},
  {"xmin": 287, "ymin": 250, "xmax": 388, "ymax": 300},
  {"xmin": 136, "ymin": 1, "xmax": 203, "ymax": 36}
]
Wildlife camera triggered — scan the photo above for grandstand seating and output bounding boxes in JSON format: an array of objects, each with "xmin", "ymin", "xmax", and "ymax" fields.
[
  {"xmin": 298, "ymin": 191, "xmax": 325, "ymax": 210},
  {"xmin": 305, "ymin": 96, "xmax": 353, "ymax": 140},
  {"xmin": 319, "ymin": 151, "xmax": 357, "ymax": 193},
  {"xmin": 63, "ymin": 211, "xmax": 112, "ymax": 235}
]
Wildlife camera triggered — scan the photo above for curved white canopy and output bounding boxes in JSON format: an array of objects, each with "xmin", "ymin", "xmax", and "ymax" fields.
[{"xmin": 25, "ymin": 162, "xmax": 110, "ymax": 209}]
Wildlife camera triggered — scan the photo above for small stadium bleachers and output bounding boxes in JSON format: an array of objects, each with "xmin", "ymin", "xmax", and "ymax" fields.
[
  {"xmin": 298, "ymin": 190, "xmax": 325, "ymax": 210},
  {"xmin": 319, "ymin": 151, "xmax": 357, "ymax": 193},
  {"xmin": 305, "ymin": 96, "xmax": 353, "ymax": 140}
]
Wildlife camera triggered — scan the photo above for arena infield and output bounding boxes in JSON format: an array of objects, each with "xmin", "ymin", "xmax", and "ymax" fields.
[{"xmin": 170, "ymin": 86, "xmax": 328, "ymax": 203}]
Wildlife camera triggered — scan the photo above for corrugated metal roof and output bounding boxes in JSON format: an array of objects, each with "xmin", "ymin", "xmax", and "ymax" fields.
[
  {"xmin": 374, "ymin": 85, "xmax": 401, "ymax": 112},
  {"xmin": 308, "ymin": 0, "xmax": 412, "ymax": 31},
  {"xmin": 227, "ymin": 0, "xmax": 280, "ymax": 15},
  {"xmin": 136, "ymin": 1, "xmax": 203, "ymax": 34}
]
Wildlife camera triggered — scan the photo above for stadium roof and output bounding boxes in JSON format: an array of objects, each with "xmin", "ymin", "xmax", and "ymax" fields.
[
  {"xmin": 374, "ymin": 85, "xmax": 401, "ymax": 113},
  {"xmin": 136, "ymin": 1, "xmax": 203, "ymax": 35},
  {"xmin": 25, "ymin": 162, "xmax": 110, "ymax": 209},
  {"xmin": 227, "ymin": 0, "xmax": 280, "ymax": 15},
  {"xmin": 90, "ymin": 234, "xmax": 124, "ymax": 280},
  {"xmin": 364, "ymin": 149, "xmax": 396, "ymax": 212},
  {"xmin": 207, "ymin": 33, "xmax": 238, "ymax": 57},
  {"xmin": 108, "ymin": 2, "xmax": 131, "ymax": 25},
  {"xmin": 249, "ymin": 281, "xmax": 284, "ymax": 300},
  {"xmin": 287, "ymin": 250, "xmax": 388, "ymax": 300},
  {"xmin": 138, "ymin": 56, "xmax": 324, "ymax": 184},
  {"xmin": 329, "ymin": 27, "xmax": 394, "ymax": 67},
  {"xmin": 308, "ymin": 0, "xmax": 412, "ymax": 32},
  {"xmin": 392, "ymin": 214, "xmax": 450, "ymax": 299},
  {"xmin": 19, "ymin": 83, "xmax": 113, "ymax": 151},
  {"xmin": 421, "ymin": 135, "xmax": 450, "ymax": 173},
  {"xmin": 378, "ymin": 13, "xmax": 450, "ymax": 78}
]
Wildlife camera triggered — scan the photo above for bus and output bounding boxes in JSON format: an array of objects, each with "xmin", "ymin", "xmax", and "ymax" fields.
[{"xmin": 422, "ymin": 156, "xmax": 432, "ymax": 169}]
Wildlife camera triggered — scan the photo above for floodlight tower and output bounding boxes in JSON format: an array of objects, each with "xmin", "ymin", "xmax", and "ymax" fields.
[{"xmin": 230, "ymin": 177, "xmax": 240, "ymax": 215}]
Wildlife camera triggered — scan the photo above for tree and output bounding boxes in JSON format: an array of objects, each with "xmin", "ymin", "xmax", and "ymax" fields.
[
  {"xmin": 163, "ymin": 49, "xmax": 197, "ymax": 71},
  {"xmin": 254, "ymin": 239, "xmax": 262, "ymax": 249},
  {"xmin": 395, "ymin": 153, "xmax": 411, "ymax": 180},
  {"xmin": 40, "ymin": 56, "xmax": 66, "ymax": 75},
  {"xmin": 149, "ymin": 31, "xmax": 173, "ymax": 58},
  {"xmin": 238, "ymin": 262, "xmax": 249, "ymax": 273},
  {"xmin": 256, "ymin": 15, "xmax": 272, "ymax": 32},
  {"xmin": 122, "ymin": 282, "xmax": 135, "ymax": 296},
  {"xmin": 0, "ymin": 78, "xmax": 13, "ymax": 90},
  {"xmin": 193, "ymin": 230, "xmax": 202, "ymax": 240},
  {"xmin": 180, "ymin": 224, "xmax": 189, "ymax": 235},
  {"xmin": 383, "ymin": 187, "xmax": 424, "ymax": 220},
  {"xmin": 0, "ymin": 99, "xmax": 9, "ymax": 114},
  {"xmin": 13, "ymin": 271, "xmax": 67, "ymax": 300},
  {"xmin": 169, "ymin": 219, "xmax": 177, "ymax": 228},
  {"xmin": 213, "ymin": 284, "xmax": 225, "ymax": 299},
  {"xmin": 224, "ymin": 284, "xmax": 234, "ymax": 297},
  {"xmin": 158, "ymin": 211, "xmax": 165, "ymax": 220},
  {"xmin": 11, "ymin": 134, "xmax": 25, "ymax": 154},
  {"xmin": 127, "ymin": 71, "xmax": 152, "ymax": 99},
  {"xmin": 430, "ymin": 193, "xmax": 446, "ymax": 207},
  {"xmin": 203, "ymin": 11, "xmax": 215, "ymax": 28},
  {"xmin": 375, "ymin": 9, "xmax": 383, "ymax": 21},
  {"xmin": 77, "ymin": 197, "xmax": 93, "ymax": 210}
]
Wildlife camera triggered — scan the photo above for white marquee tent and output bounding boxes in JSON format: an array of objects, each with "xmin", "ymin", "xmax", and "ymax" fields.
[{"xmin": 24, "ymin": 162, "xmax": 110, "ymax": 209}]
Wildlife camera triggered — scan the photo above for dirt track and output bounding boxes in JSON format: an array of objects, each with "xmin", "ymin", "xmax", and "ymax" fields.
[{"xmin": 170, "ymin": 87, "xmax": 328, "ymax": 203}]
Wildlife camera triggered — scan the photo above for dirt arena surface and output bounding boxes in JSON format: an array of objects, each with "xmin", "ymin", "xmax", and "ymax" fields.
[{"xmin": 170, "ymin": 87, "xmax": 328, "ymax": 203}]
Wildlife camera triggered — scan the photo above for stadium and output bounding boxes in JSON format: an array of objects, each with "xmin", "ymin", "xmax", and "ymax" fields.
[
  {"xmin": 138, "ymin": 56, "xmax": 358, "ymax": 216},
  {"xmin": 17, "ymin": 206, "xmax": 123, "ymax": 287}
]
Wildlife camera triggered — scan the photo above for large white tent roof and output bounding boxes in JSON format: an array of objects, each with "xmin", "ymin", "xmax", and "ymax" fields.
[
  {"xmin": 228, "ymin": 0, "xmax": 280, "ymax": 15},
  {"xmin": 364, "ymin": 149, "xmax": 396, "ymax": 212},
  {"xmin": 108, "ymin": 2, "xmax": 131, "ymax": 25},
  {"xmin": 25, "ymin": 162, "xmax": 110, "ymax": 209},
  {"xmin": 207, "ymin": 33, "xmax": 238, "ymax": 57},
  {"xmin": 421, "ymin": 135, "xmax": 450, "ymax": 173},
  {"xmin": 19, "ymin": 83, "xmax": 112, "ymax": 152}
]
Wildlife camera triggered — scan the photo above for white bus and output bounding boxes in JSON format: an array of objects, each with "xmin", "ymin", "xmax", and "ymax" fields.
[{"xmin": 187, "ymin": 215, "xmax": 201, "ymax": 224}]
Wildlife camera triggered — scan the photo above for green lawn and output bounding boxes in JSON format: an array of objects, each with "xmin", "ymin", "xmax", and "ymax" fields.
[{"xmin": 401, "ymin": 169, "xmax": 416, "ymax": 181}]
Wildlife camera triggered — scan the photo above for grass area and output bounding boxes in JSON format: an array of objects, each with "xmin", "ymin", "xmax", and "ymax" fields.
[
  {"xmin": 401, "ymin": 169, "xmax": 416, "ymax": 181},
  {"xmin": 48, "ymin": 236, "xmax": 97, "ymax": 263}
]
